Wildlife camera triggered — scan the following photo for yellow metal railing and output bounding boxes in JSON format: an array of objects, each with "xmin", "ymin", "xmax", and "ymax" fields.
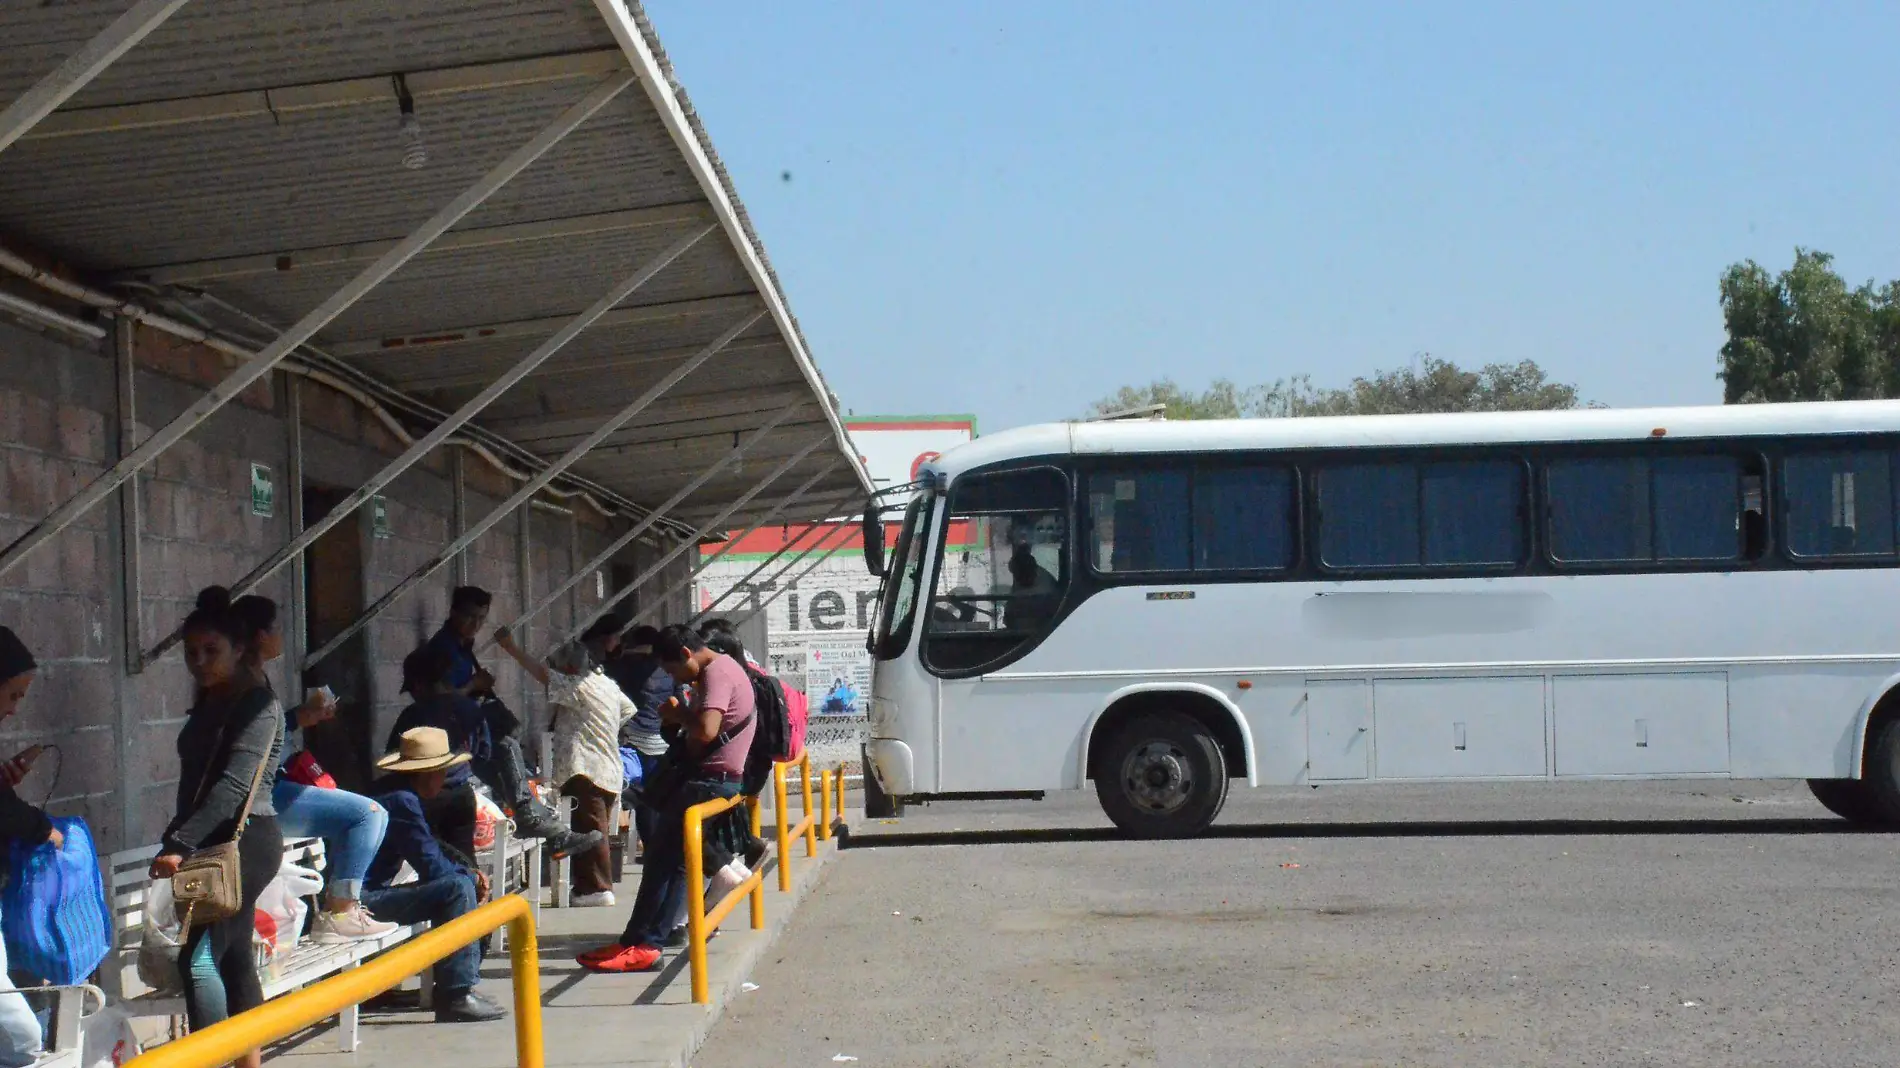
[
  {"xmin": 819, "ymin": 766, "xmax": 847, "ymax": 841},
  {"xmin": 771, "ymin": 752, "xmax": 819, "ymax": 891},
  {"xmin": 127, "ymin": 894, "xmax": 541, "ymax": 1068},
  {"xmin": 684, "ymin": 793, "xmax": 766, "ymax": 1005}
]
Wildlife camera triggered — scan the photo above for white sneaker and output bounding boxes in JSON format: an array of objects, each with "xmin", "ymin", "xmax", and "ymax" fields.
[
  {"xmin": 571, "ymin": 890, "xmax": 617, "ymax": 908},
  {"xmin": 311, "ymin": 903, "xmax": 400, "ymax": 943},
  {"xmin": 706, "ymin": 859, "xmax": 750, "ymax": 904}
]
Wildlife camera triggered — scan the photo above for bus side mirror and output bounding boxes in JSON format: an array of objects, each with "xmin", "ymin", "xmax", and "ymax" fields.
[{"xmin": 862, "ymin": 503, "xmax": 887, "ymax": 577}]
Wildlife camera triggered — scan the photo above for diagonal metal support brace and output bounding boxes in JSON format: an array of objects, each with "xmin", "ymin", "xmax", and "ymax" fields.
[
  {"xmin": 0, "ymin": 0, "xmax": 192, "ymax": 154},
  {"xmin": 495, "ymin": 406, "xmax": 812, "ymax": 645},
  {"xmin": 551, "ymin": 437, "xmax": 832, "ymax": 646},
  {"xmin": 688, "ymin": 495, "xmax": 858, "ymax": 624},
  {"xmin": 0, "ymin": 70, "xmax": 639, "ymax": 583},
  {"xmin": 145, "ymin": 220, "xmax": 717, "ymax": 662},
  {"xmin": 726, "ymin": 522, "xmax": 860, "ymax": 629},
  {"xmin": 302, "ymin": 309, "xmax": 763, "ymax": 670},
  {"xmin": 630, "ymin": 477, "xmax": 849, "ymax": 626}
]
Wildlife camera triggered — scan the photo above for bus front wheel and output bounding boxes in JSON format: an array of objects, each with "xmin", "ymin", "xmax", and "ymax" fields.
[
  {"xmin": 1094, "ymin": 713, "xmax": 1229, "ymax": 839},
  {"xmin": 1806, "ymin": 779, "xmax": 1885, "ymax": 824}
]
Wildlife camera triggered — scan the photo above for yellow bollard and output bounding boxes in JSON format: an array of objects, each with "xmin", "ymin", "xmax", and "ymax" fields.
[
  {"xmin": 773, "ymin": 760, "xmax": 793, "ymax": 891},
  {"xmin": 800, "ymin": 751, "xmax": 818, "ymax": 857},
  {"xmin": 685, "ymin": 792, "xmax": 766, "ymax": 1004},
  {"xmin": 820, "ymin": 769, "xmax": 834, "ymax": 841}
]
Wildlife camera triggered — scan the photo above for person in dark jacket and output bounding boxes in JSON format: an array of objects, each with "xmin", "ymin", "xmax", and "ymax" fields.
[
  {"xmin": 150, "ymin": 589, "xmax": 285, "ymax": 1068},
  {"xmin": 604, "ymin": 625, "xmax": 681, "ymax": 850},
  {"xmin": 0, "ymin": 627, "xmax": 59, "ymax": 1067},
  {"xmin": 363, "ymin": 728, "xmax": 504, "ymax": 1023}
]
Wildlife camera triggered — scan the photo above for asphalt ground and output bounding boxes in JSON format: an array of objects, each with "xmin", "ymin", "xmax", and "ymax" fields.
[{"xmin": 696, "ymin": 778, "xmax": 1900, "ymax": 1067}]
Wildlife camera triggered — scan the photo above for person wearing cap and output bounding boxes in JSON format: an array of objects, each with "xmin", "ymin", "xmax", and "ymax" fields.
[
  {"xmin": 0, "ymin": 627, "xmax": 59, "ymax": 1067},
  {"xmin": 362, "ymin": 728, "xmax": 505, "ymax": 1023},
  {"xmin": 493, "ymin": 616, "xmax": 636, "ymax": 908}
]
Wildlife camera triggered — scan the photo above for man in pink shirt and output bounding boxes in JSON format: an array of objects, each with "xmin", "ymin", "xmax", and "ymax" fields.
[{"xmin": 579, "ymin": 624, "xmax": 754, "ymax": 973}]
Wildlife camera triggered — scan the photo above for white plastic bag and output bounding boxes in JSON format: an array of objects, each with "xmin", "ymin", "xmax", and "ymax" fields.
[
  {"xmin": 80, "ymin": 1002, "xmax": 138, "ymax": 1068},
  {"xmin": 134, "ymin": 879, "xmax": 183, "ymax": 996},
  {"xmin": 253, "ymin": 862, "xmax": 322, "ymax": 958}
]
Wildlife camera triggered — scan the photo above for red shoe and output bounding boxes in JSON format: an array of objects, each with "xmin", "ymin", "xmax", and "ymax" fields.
[
  {"xmin": 575, "ymin": 943, "xmax": 626, "ymax": 965},
  {"xmin": 584, "ymin": 944, "xmax": 663, "ymax": 973}
]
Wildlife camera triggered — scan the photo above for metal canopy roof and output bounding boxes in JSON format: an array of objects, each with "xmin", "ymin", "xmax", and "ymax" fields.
[{"xmin": 0, "ymin": 0, "xmax": 871, "ymax": 543}]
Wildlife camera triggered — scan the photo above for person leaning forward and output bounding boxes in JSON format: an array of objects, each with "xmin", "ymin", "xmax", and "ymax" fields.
[{"xmin": 362, "ymin": 728, "xmax": 506, "ymax": 1023}]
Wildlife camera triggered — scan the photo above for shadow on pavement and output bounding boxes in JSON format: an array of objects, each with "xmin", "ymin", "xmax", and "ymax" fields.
[{"xmin": 843, "ymin": 816, "xmax": 1880, "ymax": 849}]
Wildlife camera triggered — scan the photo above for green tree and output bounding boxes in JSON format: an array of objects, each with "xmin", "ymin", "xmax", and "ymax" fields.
[
  {"xmin": 1719, "ymin": 249, "xmax": 1900, "ymax": 403},
  {"xmin": 1088, "ymin": 357, "xmax": 1584, "ymax": 420}
]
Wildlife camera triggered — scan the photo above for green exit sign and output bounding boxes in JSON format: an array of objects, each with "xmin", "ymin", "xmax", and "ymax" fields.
[
  {"xmin": 250, "ymin": 463, "xmax": 274, "ymax": 518},
  {"xmin": 370, "ymin": 496, "xmax": 391, "ymax": 539}
]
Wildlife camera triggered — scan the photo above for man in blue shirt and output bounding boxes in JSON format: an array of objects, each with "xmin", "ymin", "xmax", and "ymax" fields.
[
  {"xmin": 363, "ymin": 727, "xmax": 504, "ymax": 1023},
  {"xmin": 427, "ymin": 587, "xmax": 596, "ymax": 855}
]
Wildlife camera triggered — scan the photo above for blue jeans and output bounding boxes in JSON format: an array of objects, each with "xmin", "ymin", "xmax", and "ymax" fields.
[
  {"xmin": 361, "ymin": 875, "xmax": 480, "ymax": 994},
  {"xmin": 272, "ymin": 778, "xmax": 389, "ymax": 901},
  {"xmin": 619, "ymin": 779, "xmax": 741, "ymax": 949},
  {"xmin": 0, "ymin": 903, "xmax": 41, "ymax": 1068},
  {"xmin": 631, "ymin": 750, "xmax": 665, "ymax": 849}
]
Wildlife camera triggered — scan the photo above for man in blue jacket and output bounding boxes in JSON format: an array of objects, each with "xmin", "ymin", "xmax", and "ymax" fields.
[{"xmin": 362, "ymin": 727, "xmax": 504, "ymax": 1023}]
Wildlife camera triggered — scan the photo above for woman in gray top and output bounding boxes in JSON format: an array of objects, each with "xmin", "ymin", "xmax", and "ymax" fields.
[{"xmin": 149, "ymin": 588, "xmax": 284, "ymax": 1068}]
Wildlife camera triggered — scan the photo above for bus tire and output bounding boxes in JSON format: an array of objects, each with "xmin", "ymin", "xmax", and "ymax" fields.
[
  {"xmin": 1094, "ymin": 712, "xmax": 1229, "ymax": 839},
  {"xmin": 1857, "ymin": 717, "xmax": 1900, "ymax": 824},
  {"xmin": 861, "ymin": 745, "xmax": 904, "ymax": 819},
  {"xmin": 1806, "ymin": 779, "xmax": 1886, "ymax": 824}
]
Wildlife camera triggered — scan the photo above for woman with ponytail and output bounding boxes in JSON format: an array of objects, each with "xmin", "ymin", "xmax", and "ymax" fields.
[
  {"xmin": 151, "ymin": 588, "xmax": 284, "ymax": 1068},
  {"xmin": 226, "ymin": 594, "xmax": 396, "ymax": 943}
]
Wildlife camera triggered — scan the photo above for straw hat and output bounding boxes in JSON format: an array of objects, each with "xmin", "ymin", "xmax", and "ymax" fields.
[{"xmin": 375, "ymin": 726, "xmax": 472, "ymax": 773}]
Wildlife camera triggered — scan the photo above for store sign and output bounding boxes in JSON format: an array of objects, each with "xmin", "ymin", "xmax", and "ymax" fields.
[{"xmin": 249, "ymin": 463, "xmax": 274, "ymax": 518}]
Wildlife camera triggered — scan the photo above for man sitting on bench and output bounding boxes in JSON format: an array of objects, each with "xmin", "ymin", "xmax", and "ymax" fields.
[{"xmin": 363, "ymin": 727, "xmax": 506, "ymax": 1023}]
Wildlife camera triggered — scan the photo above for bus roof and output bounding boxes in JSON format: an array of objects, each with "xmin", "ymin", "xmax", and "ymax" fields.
[{"xmin": 922, "ymin": 400, "xmax": 1900, "ymax": 482}]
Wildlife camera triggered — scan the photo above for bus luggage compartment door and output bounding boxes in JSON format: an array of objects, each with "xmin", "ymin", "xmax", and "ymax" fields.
[{"xmin": 1306, "ymin": 680, "xmax": 1371, "ymax": 780}]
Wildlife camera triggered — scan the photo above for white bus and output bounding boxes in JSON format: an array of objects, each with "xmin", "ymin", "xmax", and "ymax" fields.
[{"xmin": 858, "ymin": 401, "xmax": 1900, "ymax": 837}]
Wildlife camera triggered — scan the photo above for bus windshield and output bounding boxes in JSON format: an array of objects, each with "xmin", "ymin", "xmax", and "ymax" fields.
[{"xmin": 871, "ymin": 493, "xmax": 931, "ymax": 659}]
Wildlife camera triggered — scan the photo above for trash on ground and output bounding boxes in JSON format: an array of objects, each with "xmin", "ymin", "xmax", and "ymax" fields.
[
  {"xmin": 1682, "ymin": 1001, "xmax": 1699, "ymax": 1007},
  {"xmin": 1281, "ymin": 862, "xmax": 1301, "ymax": 869},
  {"xmin": 741, "ymin": 982, "xmax": 759, "ymax": 992},
  {"xmin": 833, "ymin": 1056, "xmax": 859, "ymax": 1063}
]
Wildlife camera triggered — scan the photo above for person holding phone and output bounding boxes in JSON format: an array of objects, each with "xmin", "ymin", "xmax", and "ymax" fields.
[
  {"xmin": 227, "ymin": 594, "xmax": 396, "ymax": 944},
  {"xmin": 0, "ymin": 627, "xmax": 60, "ymax": 1068}
]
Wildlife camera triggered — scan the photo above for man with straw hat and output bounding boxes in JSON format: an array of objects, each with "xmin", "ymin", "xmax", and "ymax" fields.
[{"xmin": 362, "ymin": 727, "xmax": 506, "ymax": 1023}]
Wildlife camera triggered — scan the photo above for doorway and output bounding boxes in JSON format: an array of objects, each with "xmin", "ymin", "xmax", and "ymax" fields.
[{"xmin": 303, "ymin": 487, "xmax": 374, "ymax": 790}]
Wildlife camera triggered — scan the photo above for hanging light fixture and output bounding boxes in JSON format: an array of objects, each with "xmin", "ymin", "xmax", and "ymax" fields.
[{"xmin": 394, "ymin": 73, "xmax": 427, "ymax": 170}]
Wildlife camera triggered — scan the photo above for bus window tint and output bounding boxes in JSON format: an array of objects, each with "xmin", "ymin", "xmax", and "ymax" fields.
[
  {"xmin": 1319, "ymin": 464, "xmax": 1421, "ymax": 568},
  {"xmin": 1088, "ymin": 471, "xmax": 1190, "ymax": 572},
  {"xmin": 1653, "ymin": 456, "xmax": 1741, "ymax": 560},
  {"xmin": 1548, "ymin": 457, "xmax": 1652, "ymax": 562},
  {"xmin": 1782, "ymin": 451, "xmax": 1897, "ymax": 558},
  {"xmin": 1194, "ymin": 466, "xmax": 1295, "ymax": 570},
  {"xmin": 924, "ymin": 467, "xmax": 1070, "ymax": 674},
  {"xmin": 1421, "ymin": 461, "xmax": 1524, "ymax": 566}
]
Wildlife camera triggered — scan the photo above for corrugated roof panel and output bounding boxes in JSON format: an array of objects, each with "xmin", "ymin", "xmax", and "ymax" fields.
[{"xmin": 3, "ymin": 0, "xmax": 617, "ymax": 108}]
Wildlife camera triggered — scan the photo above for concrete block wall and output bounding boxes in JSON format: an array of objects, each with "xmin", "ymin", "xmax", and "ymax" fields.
[{"xmin": 0, "ymin": 313, "xmax": 696, "ymax": 852}]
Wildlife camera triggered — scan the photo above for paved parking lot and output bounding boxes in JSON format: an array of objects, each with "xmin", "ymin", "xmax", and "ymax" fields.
[{"xmin": 698, "ymin": 779, "xmax": 1900, "ymax": 1067}]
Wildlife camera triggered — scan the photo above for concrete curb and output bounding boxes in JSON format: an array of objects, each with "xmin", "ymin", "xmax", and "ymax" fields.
[{"xmin": 661, "ymin": 833, "xmax": 842, "ymax": 1068}]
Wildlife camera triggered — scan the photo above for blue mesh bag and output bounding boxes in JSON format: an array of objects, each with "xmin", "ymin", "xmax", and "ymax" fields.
[{"xmin": 3, "ymin": 817, "xmax": 110, "ymax": 985}]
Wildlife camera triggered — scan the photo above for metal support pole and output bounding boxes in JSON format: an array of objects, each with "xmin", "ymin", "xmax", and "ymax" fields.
[
  {"xmin": 689, "ymin": 464, "xmax": 841, "ymax": 580},
  {"xmin": 302, "ymin": 311, "xmax": 763, "ymax": 670},
  {"xmin": 685, "ymin": 494, "xmax": 857, "ymax": 624},
  {"xmin": 728, "ymin": 522, "xmax": 859, "ymax": 629},
  {"xmin": 632, "ymin": 486, "xmax": 858, "ymax": 627},
  {"xmin": 285, "ymin": 376, "xmax": 307, "ymax": 692},
  {"xmin": 499, "ymin": 404, "xmax": 808, "ymax": 643},
  {"xmin": 112, "ymin": 317, "xmax": 143, "ymax": 672},
  {"xmin": 0, "ymin": 71, "xmax": 638, "ymax": 583},
  {"xmin": 552, "ymin": 433, "xmax": 828, "ymax": 646},
  {"xmin": 452, "ymin": 448, "xmax": 469, "ymax": 588},
  {"xmin": 145, "ymin": 216, "xmax": 711, "ymax": 660},
  {"xmin": 0, "ymin": 0, "xmax": 192, "ymax": 154},
  {"xmin": 515, "ymin": 502, "xmax": 534, "ymax": 724}
]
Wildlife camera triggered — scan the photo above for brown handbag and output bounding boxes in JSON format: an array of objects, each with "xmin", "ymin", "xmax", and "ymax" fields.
[{"xmin": 172, "ymin": 709, "xmax": 278, "ymax": 927}]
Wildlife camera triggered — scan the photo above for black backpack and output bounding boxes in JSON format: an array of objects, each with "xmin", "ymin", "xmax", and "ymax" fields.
[{"xmin": 740, "ymin": 666, "xmax": 792, "ymax": 796}]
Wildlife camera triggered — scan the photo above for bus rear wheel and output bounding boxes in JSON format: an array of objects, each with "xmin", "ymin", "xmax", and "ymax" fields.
[
  {"xmin": 1806, "ymin": 779, "xmax": 1885, "ymax": 824},
  {"xmin": 1094, "ymin": 712, "xmax": 1229, "ymax": 839}
]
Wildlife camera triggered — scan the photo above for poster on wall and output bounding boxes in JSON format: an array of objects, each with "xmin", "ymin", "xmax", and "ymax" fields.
[{"xmin": 805, "ymin": 640, "xmax": 871, "ymax": 717}]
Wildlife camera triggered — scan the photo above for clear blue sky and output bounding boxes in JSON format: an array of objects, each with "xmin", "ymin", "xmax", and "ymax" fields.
[{"xmin": 646, "ymin": 1, "xmax": 1900, "ymax": 431}]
